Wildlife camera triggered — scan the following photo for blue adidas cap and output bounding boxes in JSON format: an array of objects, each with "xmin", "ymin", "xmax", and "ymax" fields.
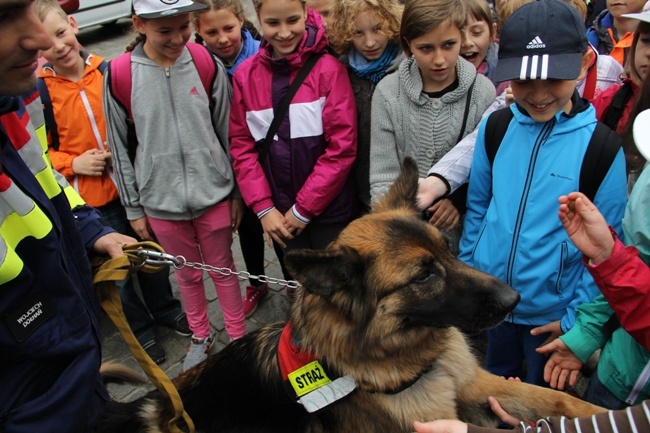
[{"xmin": 494, "ymin": 0, "xmax": 588, "ymax": 82}]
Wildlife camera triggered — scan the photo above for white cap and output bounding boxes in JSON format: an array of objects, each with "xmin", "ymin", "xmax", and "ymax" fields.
[
  {"xmin": 133, "ymin": 0, "xmax": 206, "ymax": 18},
  {"xmin": 633, "ymin": 109, "xmax": 650, "ymax": 161}
]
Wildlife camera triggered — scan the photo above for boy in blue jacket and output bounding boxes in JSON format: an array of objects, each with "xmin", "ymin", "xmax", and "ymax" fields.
[{"xmin": 459, "ymin": 0, "xmax": 627, "ymax": 386}]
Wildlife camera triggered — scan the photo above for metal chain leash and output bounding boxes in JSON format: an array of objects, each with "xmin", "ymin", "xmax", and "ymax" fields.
[{"xmin": 136, "ymin": 249, "xmax": 301, "ymax": 289}]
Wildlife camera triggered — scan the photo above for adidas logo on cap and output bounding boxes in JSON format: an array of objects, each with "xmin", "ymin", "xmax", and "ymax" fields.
[{"xmin": 526, "ymin": 36, "xmax": 546, "ymax": 49}]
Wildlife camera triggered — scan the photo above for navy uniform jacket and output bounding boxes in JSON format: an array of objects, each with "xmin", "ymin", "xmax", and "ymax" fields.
[{"xmin": 0, "ymin": 94, "xmax": 112, "ymax": 433}]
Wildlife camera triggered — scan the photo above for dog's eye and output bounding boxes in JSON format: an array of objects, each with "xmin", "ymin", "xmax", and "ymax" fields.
[{"xmin": 413, "ymin": 270, "xmax": 435, "ymax": 284}]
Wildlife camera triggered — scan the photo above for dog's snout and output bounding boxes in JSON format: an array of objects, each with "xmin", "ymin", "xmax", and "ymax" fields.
[{"xmin": 496, "ymin": 283, "xmax": 520, "ymax": 312}]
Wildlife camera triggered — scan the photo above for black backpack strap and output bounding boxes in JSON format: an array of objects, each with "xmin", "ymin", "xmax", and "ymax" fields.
[
  {"xmin": 38, "ymin": 60, "xmax": 108, "ymax": 152},
  {"xmin": 579, "ymin": 122, "xmax": 622, "ymax": 202},
  {"xmin": 98, "ymin": 59, "xmax": 108, "ymax": 74},
  {"xmin": 602, "ymin": 82, "xmax": 633, "ymax": 132},
  {"xmin": 36, "ymin": 76, "xmax": 59, "ymax": 151},
  {"xmin": 484, "ymin": 107, "xmax": 514, "ymax": 167},
  {"xmin": 456, "ymin": 76, "xmax": 477, "ymax": 144},
  {"xmin": 258, "ymin": 52, "xmax": 325, "ymax": 163}
]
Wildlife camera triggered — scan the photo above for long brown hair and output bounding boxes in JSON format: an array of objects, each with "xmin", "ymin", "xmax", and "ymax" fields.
[{"xmin": 622, "ymin": 66, "xmax": 650, "ymax": 174}]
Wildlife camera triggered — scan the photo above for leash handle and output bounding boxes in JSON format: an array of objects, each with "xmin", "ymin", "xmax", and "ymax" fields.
[{"xmin": 93, "ymin": 242, "xmax": 195, "ymax": 433}]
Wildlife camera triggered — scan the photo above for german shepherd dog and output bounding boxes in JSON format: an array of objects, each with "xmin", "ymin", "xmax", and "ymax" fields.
[{"xmin": 97, "ymin": 157, "xmax": 605, "ymax": 433}]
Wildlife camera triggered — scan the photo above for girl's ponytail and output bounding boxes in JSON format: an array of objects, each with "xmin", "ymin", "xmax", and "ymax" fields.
[{"xmin": 126, "ymin": 33, "xmax": 146, "ymax": 53}]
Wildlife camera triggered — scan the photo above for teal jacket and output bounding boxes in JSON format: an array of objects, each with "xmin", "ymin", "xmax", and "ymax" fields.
[{"xmin": 561, "ymin": 294, "xmax": 650, "ymax": 405}]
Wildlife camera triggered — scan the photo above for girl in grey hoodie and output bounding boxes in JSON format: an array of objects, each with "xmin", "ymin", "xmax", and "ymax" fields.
[{"xmin": 104, "ymin": 0, "xmax": 247, "ymax": 371}]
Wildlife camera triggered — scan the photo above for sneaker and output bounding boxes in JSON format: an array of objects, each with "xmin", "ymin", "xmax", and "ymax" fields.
[
  {"xmin": 143, "ymin": 341, "xmax": 166, "ymax": 365},
  {"xmin": 242, "ymin": 283, "xmax": 268, "ymax": 317},
  {"xmin": 163, "ymin": 314, "xmax": 192, "ymax": 336},
  {"xmin": 183, "ymin": 333, "xmax": 215, "ymax": 371}
]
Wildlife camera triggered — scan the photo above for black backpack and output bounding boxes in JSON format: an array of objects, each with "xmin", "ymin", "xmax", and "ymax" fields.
[{"xmin": 483, "ymin": 107, "xmax": 621, "ymax": 202}]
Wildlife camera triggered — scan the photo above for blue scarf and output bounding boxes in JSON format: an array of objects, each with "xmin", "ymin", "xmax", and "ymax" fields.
[
  {"xmin": 348, "ymin": 43, "xmax": 400, "ymax": 84},
  {"xmin": 225, "ymin": 28, "xmax": 260, "ymax": 77}
]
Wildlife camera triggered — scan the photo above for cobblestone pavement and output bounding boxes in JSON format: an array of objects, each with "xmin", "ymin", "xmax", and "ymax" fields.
[{"xmin": 102, "ymin": 235, "xmax": 293, "ymax": 402}]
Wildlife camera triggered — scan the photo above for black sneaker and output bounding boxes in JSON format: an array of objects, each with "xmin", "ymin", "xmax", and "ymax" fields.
[
  {"xmin": 143, "ymin": 341, "xmax": 166, "ymax": 364},
  {"xmin": 163, "ymin": 315, "xmax": 192, "ymax": 336}
]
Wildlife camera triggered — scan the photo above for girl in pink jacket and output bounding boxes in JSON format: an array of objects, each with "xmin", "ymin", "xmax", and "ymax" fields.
[{"xmin": 229, "ymin": 2, "xmax": 358, "ymax": 258}]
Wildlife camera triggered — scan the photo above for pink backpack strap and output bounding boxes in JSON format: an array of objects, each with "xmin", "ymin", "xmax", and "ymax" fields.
[
  {"xmin": 186, "ymin": 42, "xmax": 216, "ymax": 101},
  {"xmin": 108, "ymin": 52, "xmax": 134, "ymax": 123}
]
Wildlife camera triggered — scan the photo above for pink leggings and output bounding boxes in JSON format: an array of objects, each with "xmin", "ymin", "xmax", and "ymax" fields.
[{"xmin": 147, "ymin": 201, "xmax": 246, "ymax": 340}]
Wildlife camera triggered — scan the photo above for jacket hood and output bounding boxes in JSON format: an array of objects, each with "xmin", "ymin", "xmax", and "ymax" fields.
[
  {"xmin": 224, "ymin": 28, "xmax": 260, "ymax": 76},
  {"xmin": 591, "ymin": 9, "xmax": 612, "ymax": 32},
  {"xmin": 258, "ymin": 8, "xmax": 329, "ymax": 68},
  {"xmin": 399, "ymin": 56, "xmax": 478, "ymax": 105}
]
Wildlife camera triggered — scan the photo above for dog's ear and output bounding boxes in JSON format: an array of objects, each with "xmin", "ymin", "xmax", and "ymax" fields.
[
  {"xmin": 372, "ymin": 157, "xmax": 420, "ymax": 214},
  {"xmin": 284, "ymin": 246, "xmax": 365, "ymax": 297}
]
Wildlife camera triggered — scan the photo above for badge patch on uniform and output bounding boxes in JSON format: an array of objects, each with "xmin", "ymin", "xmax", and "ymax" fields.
[
  {"xmin": 277, "ymin": 323, "xmax": 356, "ymax": 412},
  {"xmin": 5, "ymin": 291, "xmax": 56, "ymax": 342}
]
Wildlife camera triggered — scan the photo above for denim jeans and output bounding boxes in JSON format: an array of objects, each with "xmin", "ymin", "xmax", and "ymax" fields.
[
  {"xmin": 486, "ymin": 321, "xmax": 550, "ymax": 386},
  {"xmin": 98, "ymin": 200, "xmax": 184, "ymax": 345},
  {"xmin": 584, "ymin": 370, "xmax": 629, "ymax": 410}
]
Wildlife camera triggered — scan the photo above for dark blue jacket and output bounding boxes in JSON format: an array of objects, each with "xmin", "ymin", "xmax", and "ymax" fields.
[{"xmin": 0, "ymin": 95, "xmax": 112, "ymax": 433}]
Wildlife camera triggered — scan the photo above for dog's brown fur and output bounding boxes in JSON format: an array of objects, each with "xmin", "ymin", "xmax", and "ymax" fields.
[{"xmin": 98, "ymin": 157, "xmax": 605, "ymax": 433}]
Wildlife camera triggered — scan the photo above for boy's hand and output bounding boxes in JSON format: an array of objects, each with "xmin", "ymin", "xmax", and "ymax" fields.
[
  {"xmin": 72, "ymin": 149, "xmax": 107, "ymax": 176},
  {"xmin": 426, "ymin": 198, "xmax": 460, "ymax": 231},
  {"xmin": 558, "ymin": 192, "xmax": 615, "ymax": 264},
  {"xmin": 417, "ymin": 176, "xmax": 448, "ymax": 211},
  {"xmin": 531, "ymin": 320, "xmax": 562, "ymax": 346},
  {"xmin": 537, "ymin": 338, "xmax": 583, "ymax": 390}
]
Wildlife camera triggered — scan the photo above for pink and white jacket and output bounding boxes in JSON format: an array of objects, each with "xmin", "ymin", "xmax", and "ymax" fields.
[{"xmin": 229, "ymin": 9, "xmax": 358, "ymax": 224}]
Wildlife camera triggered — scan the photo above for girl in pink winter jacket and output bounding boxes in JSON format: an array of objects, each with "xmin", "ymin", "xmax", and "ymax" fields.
[{"xmin": 229, "ymin": 0, "xmax": 358, "ymax": 258}]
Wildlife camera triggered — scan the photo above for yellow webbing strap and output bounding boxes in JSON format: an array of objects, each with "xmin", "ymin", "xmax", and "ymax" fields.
[{"xmin": 93, "ymin": 242, "xmax": 195, "ymax": 433}]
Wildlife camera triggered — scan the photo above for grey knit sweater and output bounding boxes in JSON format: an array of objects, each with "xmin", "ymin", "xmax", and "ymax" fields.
[{"xmin": 369, "ymin": 56, "xmax": 495, "ymax": 202}]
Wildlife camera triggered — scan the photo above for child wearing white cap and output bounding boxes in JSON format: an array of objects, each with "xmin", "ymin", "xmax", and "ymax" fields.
[
  {"xmin": 104, "ymin": 0, "xmax": 248, "ymax": 371},
  {"xmin": 459, "ymin": 0, "xmax": 628, "ymax": 386}
]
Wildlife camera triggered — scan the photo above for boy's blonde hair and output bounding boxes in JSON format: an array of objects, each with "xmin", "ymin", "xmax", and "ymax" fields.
[
  {"xmin": 497, "ymin": 0, "xmax": 531, "ymax": 31},
  {"xmin": 327, "ymin": 0, "xmax": 402, "ymax": 54},
  {"xmin": 252, "ymin": 0, "xmax": 306, "ymax": 14},
  {"xmin": 400, "ymin": 0, "xmax": 466, "ymax": 57},
  {"xmin": 35, "ymin": 0, "xmax": 69, "ymax": 22}
]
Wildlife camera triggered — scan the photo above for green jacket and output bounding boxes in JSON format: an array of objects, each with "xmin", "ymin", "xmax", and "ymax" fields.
[
  {"xmin": 561, "ymin": 294, "xmax": 650, "ymax": 405},
  {"xmin": 623, "ymin": 162, "xmax": 650, "ymax": 265}
]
